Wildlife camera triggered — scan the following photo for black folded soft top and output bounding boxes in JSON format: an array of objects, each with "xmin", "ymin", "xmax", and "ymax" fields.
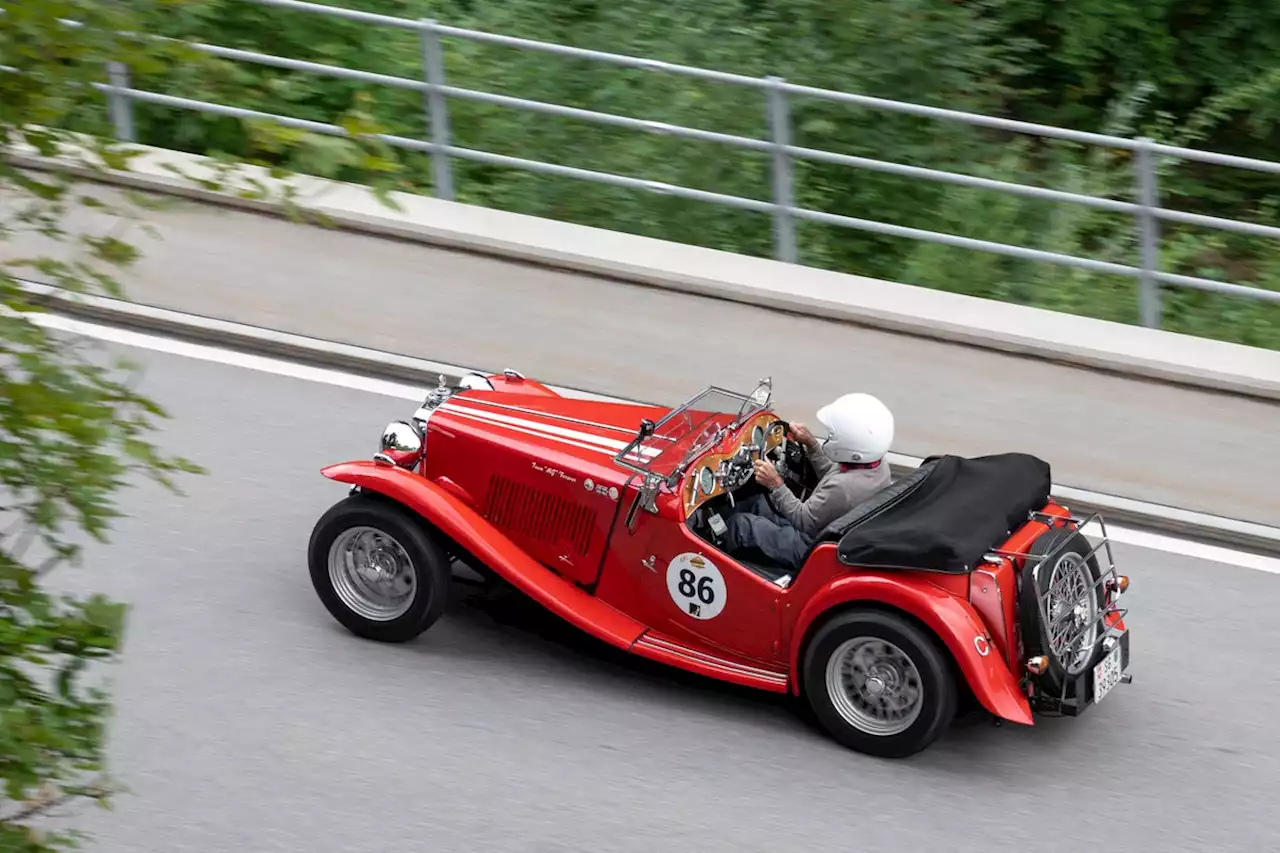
[{"xmin": 814, "ymin": 452, "xmax": 1053, "ymax": 574}]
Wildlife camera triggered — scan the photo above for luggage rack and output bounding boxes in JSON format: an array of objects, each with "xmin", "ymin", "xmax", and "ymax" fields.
[{"xmin": 990, "ymin": 510, "xmax": 1131, "ymax": 715}]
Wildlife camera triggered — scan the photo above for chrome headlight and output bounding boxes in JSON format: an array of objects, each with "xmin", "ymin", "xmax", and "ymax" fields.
[{"xmin": 377, "ymin": 420, "xmax": 423, "ymax": 468}]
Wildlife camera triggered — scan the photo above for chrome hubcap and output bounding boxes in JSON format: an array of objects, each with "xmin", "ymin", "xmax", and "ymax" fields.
[
  {"xmin": 327, "ymin": 526, "xmax": 417, "ymax": 621},
  {"xmin": 826, "ymin": 637, "xmax": 924, "ymax": 736},
  {"xmin": 1046, "ymin": 553, "xmax": 1098, "ymax": 675}
]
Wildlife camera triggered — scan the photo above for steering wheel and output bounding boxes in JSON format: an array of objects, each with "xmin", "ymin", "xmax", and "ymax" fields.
[
  {"xmin": 717, "ymin": 420, "xmax": 809, "ymax": 496},
  {"xmin": 766, "ymin": 419, "xmax": 818, "ymax": 495},
  {"xmin": 765, "ymin": 418, "xmax": 801, "ymax": 465}
]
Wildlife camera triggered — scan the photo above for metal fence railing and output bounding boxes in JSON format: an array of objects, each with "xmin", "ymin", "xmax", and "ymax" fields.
[{"xmin": 42, "ymin": 0, "xmax": 1280, "ymax": 327}]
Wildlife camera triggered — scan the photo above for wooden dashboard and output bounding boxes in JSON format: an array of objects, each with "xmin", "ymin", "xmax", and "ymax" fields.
[{"xmin": 681, "ymin": 412, "xmax": 788, "ymax": 516}]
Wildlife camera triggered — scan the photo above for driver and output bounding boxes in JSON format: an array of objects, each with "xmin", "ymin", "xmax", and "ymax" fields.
[{"xmin": 717, "ymin": 392, "xmax": 894, "ymax": 572}]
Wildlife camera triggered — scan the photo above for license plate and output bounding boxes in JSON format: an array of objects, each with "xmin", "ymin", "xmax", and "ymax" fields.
[{"xmin": 1093, "ymin": 644, "xmax": 1123, "ymax": 703}]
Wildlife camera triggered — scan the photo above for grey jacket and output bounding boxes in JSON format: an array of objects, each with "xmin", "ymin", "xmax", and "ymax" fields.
[{"xmin": 767, "ymin": 439, "xmax": 891, "ymax": 539}]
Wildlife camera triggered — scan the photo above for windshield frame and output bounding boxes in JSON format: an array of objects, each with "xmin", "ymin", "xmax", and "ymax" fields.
[{"xmin": 612, "ymin": 382, "xmax": 772, "ymax": 488}]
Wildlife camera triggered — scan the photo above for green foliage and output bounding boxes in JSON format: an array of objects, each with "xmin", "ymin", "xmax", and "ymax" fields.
[
  {"xmin": 44, "ymin": 0, "xmax": 1280, "ymax": 346},
  {"xmin": 92, "ymin": 0, "xmax": 1279, "ymax": 346},
  {"xmin": 1, "ymin": 3, "xmax": 404, "ymax": 850},
  {"xmin": 0, "ymin": 4, "xmax": 205, "ymax": 851}
]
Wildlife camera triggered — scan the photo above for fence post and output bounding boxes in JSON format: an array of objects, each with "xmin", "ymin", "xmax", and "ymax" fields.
[
  {"xmin": 105, "ymin": 60, "xmax": 135, "ymax": 142},
  {"xmin": 419, "ymin": 18, "xmax": 454, "ymax": 201},
  {"xmin": 1134, "ymin": 136, "xmax": 1161, "ymax": 328},
  {"xmin": 765, "ymin": 76, "xmax": 796, "ymax": 264}
]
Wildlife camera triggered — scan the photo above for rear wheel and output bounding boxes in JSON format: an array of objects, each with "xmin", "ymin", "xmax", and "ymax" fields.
[
  {"xmin": 308, "ymin": 494, "xmax": 451, "ymax": 642},
  {"xmin": 802, "ymin": 609, "xmax": 957, "ymax": 758}
]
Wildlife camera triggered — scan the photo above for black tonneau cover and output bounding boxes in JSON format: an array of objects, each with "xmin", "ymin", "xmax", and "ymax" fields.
[{"xmin": 832, "ymin": 453, "xmax": 1052, "ymax": 573}]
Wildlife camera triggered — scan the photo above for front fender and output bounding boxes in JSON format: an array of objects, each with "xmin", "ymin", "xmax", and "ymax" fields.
[
  {"xmin": 321, "ymin": 460, "xmax": 646, "ymax": 650},
  {"xmin": 790, "ymin": 574, "xmax": 1033, "ymax": 726}
]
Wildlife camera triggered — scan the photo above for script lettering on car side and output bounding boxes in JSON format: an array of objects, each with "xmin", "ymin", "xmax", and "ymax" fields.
[
  {"xmin": 532, "ymin": 460, "xmax": 576, "ymax": 484},
  {"xmin": 665, "ymin": 552, "xmax": 727, "ymax": 620}
]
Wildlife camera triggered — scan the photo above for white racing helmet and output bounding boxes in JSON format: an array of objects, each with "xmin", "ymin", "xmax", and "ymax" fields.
[{"xmin": 814, "ymin": 393, "xmax": 894, "ymax": 465}]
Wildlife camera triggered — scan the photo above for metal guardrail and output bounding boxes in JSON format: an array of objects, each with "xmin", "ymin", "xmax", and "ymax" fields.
[{"xmin": 36, "ymin": 0, "xmax": 1280, "ymax": 326}]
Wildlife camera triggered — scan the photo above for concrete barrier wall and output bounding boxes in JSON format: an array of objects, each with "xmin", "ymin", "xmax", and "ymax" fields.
[{"xmin": 3, "ymin": 138, "xmax": 1278, "ymax": 528}]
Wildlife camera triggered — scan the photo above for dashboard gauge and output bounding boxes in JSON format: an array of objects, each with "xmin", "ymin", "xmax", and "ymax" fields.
[
  {"xmin": 698, "ymin": 466, "xmax": 716, "ymax": 495},
  {"xmin": 752, "ymin": 424, "xmax": 765, "ymax": 447}
]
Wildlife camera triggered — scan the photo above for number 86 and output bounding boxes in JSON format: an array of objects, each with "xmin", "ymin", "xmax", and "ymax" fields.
[{"xmin": 678, "ymin": 568, "xmax": 716, "ymax": 604}]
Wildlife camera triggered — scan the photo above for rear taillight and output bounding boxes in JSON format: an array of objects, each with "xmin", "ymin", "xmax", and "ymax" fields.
[{"xmin": 1104, "ymin": 574, "xmax": 1129, "ymax": 607}]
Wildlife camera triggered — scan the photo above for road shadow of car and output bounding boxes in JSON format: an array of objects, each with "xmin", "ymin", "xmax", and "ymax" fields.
[
  {"xmin": 440, "ymin": 575, "xmax": 793, "ymax": 709},
  {"xmin": 350, "ymin": 570, "xmax": 1113, "ymax": 770}
]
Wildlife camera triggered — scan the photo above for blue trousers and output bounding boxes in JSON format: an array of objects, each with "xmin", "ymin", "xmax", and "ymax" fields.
[{"xmin": 721, "ymin": 492, "xmax": 811, "ymax": 571}]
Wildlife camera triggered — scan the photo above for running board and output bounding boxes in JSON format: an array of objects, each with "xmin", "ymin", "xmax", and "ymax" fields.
[{"xmin": 631, "ymin": 631, "xmax": 790, "ymax": 693}]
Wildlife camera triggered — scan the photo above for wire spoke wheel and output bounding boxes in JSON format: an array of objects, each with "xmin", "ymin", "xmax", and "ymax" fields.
[
  {"xmin": 1017, "ymin": 526, "xmax": 1107, "ymax": 700},
  {"xmin": 1044, "ymin": 552, "xmax": 1098, "ymax": 675}
]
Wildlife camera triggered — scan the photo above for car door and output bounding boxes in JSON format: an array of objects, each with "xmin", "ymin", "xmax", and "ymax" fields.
[{"xmin": 637, "ymin": 520, "xmax": 786, "ymax": 667}]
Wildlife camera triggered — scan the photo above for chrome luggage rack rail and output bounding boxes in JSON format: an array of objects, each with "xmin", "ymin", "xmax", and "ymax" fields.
[{"xmin": 991, "ymin": 510, "xmax": 1131, "ymax": 715}]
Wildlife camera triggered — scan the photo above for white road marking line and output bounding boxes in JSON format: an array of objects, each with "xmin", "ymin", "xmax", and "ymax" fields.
[
  {"xmin": 1078, "ymin": 520, "xmax": 1280, "ymax": 575},
  {"xmin": 32, "ymin": 311, "xmax": 433, "ymax": 400},
  {"xmin": 29, "ymin": 310, "xmax": 1280, "ymax": 574}
]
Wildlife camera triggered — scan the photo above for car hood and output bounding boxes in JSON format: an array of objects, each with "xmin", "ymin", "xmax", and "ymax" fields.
[{"xmin": 431, "ymin": 389, "xmax": 672, "ymax": 485}]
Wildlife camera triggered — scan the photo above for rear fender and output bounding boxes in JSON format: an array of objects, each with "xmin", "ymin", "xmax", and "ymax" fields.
[
  {"xmin": 790, "ymin": 574, "xmax": 1033, "ymax": 726},
  {"xmin": 321, "ymin": 460, "xmax": 645, "ymax": 649}
]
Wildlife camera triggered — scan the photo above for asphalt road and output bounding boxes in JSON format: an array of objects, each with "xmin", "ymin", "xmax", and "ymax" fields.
[
  {"xmin": 5, "ymin": 183, "xmax": 1279, "ymax": 526},
  {"xmin": 41, "ymin": 340, "xmax": 1280, "ymax": 852}
]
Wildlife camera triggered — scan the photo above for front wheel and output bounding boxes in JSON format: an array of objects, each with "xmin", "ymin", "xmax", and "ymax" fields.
[
  {"xmin": 307, "ymin": 493, "xmax": 452, "ymax": 642},
  {"xmin": 802, "ymin": 609, "xmax": 958, "ymax": 758}
]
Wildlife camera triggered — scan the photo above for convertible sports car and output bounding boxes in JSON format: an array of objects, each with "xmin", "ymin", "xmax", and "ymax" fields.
[{"xmin": 307, "ymin": 371, "xmax": 1132, "ymax": 757}]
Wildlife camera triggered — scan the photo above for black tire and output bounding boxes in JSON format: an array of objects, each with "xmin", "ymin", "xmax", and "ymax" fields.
[
  {"xmin": 1018, "ymin": 526, "xmax": 1105, "ymax": 695},
  {"xmin": 802, "ymin": 608, "xmax": 958, "ymax": 759},
  {"xmin": 307, "ymin": 493, "xmax": 452, "ymax": 643}
]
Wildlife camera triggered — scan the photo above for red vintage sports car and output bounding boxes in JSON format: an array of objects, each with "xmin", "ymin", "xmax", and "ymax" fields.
[{"xmin": 307, "ymin": 371, "xmax": 1132, "ymax": 757}]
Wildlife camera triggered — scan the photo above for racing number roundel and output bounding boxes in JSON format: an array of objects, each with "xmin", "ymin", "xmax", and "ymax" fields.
[{"xmin": 666, "ymin": 552, "xmax": 726, "ymax": 620}]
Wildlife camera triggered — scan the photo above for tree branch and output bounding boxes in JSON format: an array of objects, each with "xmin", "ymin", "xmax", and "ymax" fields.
[{"xmin": 2, "ymin": 788, "xmax": 74, "ymax": 825}]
